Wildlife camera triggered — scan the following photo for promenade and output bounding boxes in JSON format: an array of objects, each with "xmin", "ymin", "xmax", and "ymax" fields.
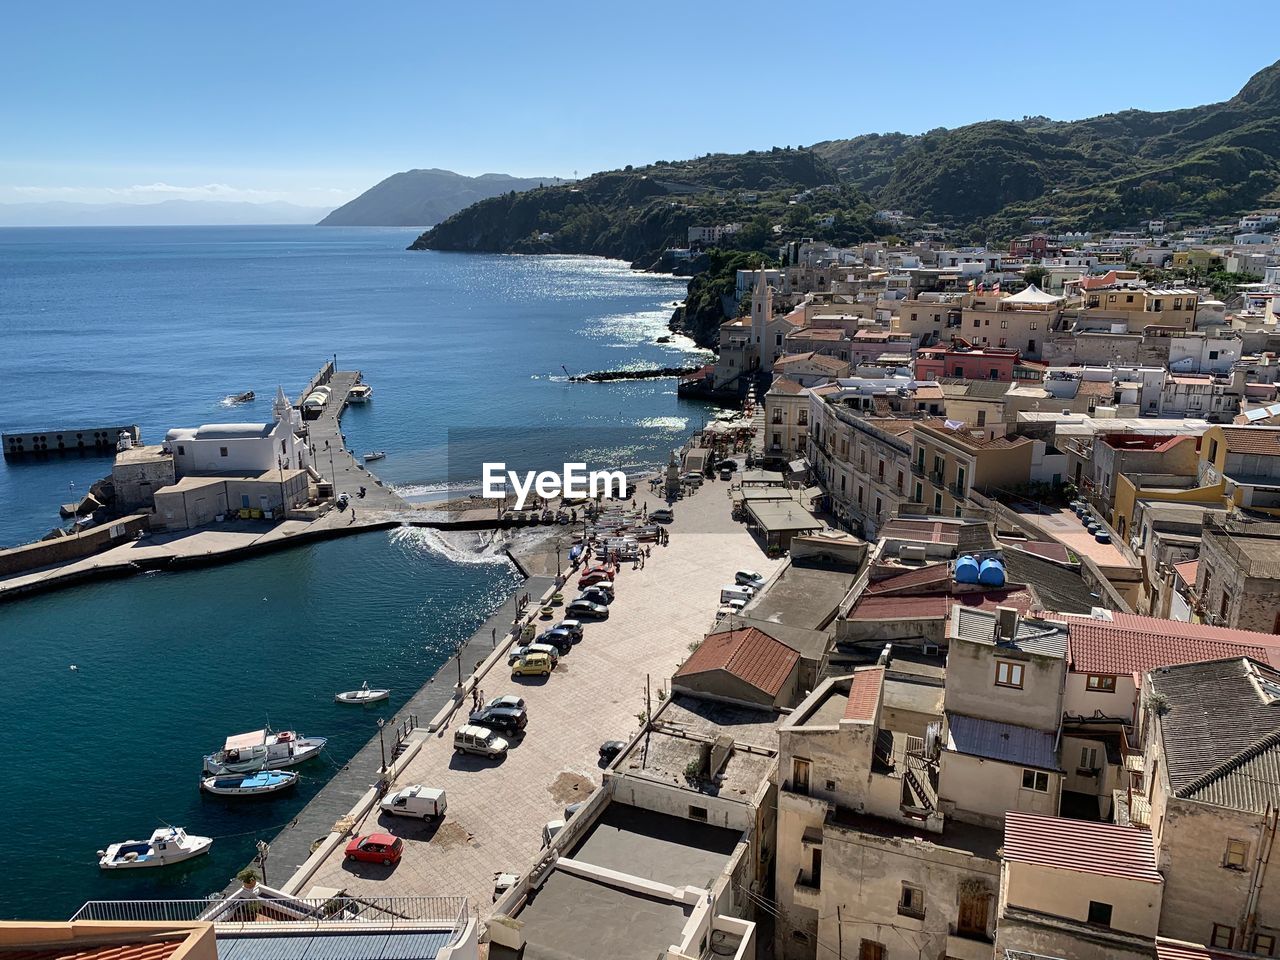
[{"xmin": 288, "ymin": 480, "xmax": 783, "ymax": 917}]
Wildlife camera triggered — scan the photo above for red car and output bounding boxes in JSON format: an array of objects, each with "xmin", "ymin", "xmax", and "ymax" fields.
[
  {"xmin": 579, "ymin": 567, "xmax": 617, "ymax": 587},
  {"xmin": 345, "ymin": 833, "xmax": 403, "ymax": 866}
]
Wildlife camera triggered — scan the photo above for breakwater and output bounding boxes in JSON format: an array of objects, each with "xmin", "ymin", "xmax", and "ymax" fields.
[{"xmin": 568, "ymin": 364, "xmax": 704, "ymax": 383}]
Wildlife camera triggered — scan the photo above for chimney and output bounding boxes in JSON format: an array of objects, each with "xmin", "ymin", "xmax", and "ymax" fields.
[
  {"xmin": 996, "ymin": 605, "xmax": 1020, "ymax": 643},
  {"xmin": 710, "ymin": 734, "xmax": 735, "ymax": 778}
]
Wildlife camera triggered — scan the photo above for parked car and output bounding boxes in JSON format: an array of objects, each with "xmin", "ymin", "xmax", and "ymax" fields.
[
  {"xmin": 717, "ymin": 459, "xmax": 738, "ymax": 473},
  {"xmin": 576, "ymin": 586, "xmax": 613, "ymax": 607},
  {"xmin": 512, "ymin": 652, "xmax": 554, "ymax": 677},
  {"xmin": 599, "ymin": 740, "xmax": 627, "ymax": 763},
  {"xmin": 538, "ymin": 628, "xmax": 575, "ymax": 653},
  {"xmin": 345, "ymin": 833, "xmax": 403, "ymax": 866},
  {"xmin": 649, "ymin": 508, "xmax": 674, "ymax": 523},
  {"xmin": 485, "ymin": 694, "xmax": 526, "ymax": 712},
  {"xmin": 682, "ymin": 472, "xmax": 704, "ymax": 487},
  {"xmin": 735, "ymin": 570, "xmax": 766, "ymax": 590},
  {"xmin": 579, "ymin": 568, "xmax": 615, "ymax": 588},
  {"xmin": 720, "ymin": 584, "xmax": 754, "ymax": 605},
  {"xmin": 469, "ymin": 704, "xmax": 527, "ymax": 733},
  {"xmin": 454, "ymin": 724, "xmax": 509, "ymax": 758},
  {"xmin": 542, "ymin": 819, "xmax": 566, "ymax": 847},
  {"xmin": 555, "ymin": 619, "xmax": 584, "ymax": 641},
  {"xmin": 507, "ymin": 642, "xmax": 560, "ymax": 667},
  {"xmin": 380, "ymin": 785, "xmax": 447, "ymax": 821},
  {"xmin": 716, "ymin": 600, "xmax": 747, "ymax": 619},
  {"xmin": 719, "ymin": 466, "xmax": 733, "ymax": 480},
  {"xmin": 566, "ymin": 599, "xmax": 609, "ymax": 619},
  {"xmin": 564, "ymin": 801, "xmax": 584, "ymax": 820},
  {"xmin": 493, "ymin": 871, "xmax": 519, "ymax": 902}
]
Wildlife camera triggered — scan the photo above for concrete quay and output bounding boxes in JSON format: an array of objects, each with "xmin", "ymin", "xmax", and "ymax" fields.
[
  {"xmin": 239, "ymin": 571, "xmax": 556, "ymax": 893},
  {"xmin": 281, "ymin": 482, "xmax": 783, "ymax": 920}
]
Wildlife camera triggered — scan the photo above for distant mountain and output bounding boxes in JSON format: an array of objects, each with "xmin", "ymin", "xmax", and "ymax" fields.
[
  {"xmin": 317, "ymin": 169, "xmax": 568, "ymax": 227},
  {"xmin": 0, "ymin": 199, "xmax": 333, "ymax": 227}
]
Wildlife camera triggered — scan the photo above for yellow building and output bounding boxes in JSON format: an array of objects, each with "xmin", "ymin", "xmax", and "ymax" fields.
[
  {"xmin": 1171, "ymin": 249, "xmax": 1225, "ymax": 271},
  {"xmin": 909, "ymin": 422, "xmax": 1037, "ymax": 517}
]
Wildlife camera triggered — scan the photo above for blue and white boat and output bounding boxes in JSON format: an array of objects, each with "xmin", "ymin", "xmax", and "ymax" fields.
[
  {"xmin": 200, "ymin": 769, "xmax": 298, "ymax": 796},
  {"xmin": 203, "ymin": 728, "xmax": 327, "ymax": 775},
  {"xmin": 98, "ymin": 826, "xmax": 212, "ymax": 870}
]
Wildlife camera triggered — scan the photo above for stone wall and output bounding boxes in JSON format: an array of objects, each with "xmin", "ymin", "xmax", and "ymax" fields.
[{"xmin": 0, "ymin": 514, "xmax": 149, "ymax": 578}]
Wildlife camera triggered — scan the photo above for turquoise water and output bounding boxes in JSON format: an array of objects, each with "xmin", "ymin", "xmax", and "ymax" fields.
[{"xmin": 0, "ymin": 226, "xmax": 710, "ymax": 918}]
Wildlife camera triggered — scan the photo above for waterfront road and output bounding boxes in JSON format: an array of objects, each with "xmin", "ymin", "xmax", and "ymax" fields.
[{"xmin": 296, "ymin": 480, "xmax": 784, "ymax": 916}]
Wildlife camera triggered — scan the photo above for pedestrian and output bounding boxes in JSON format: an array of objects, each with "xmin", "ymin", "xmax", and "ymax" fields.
[{"xmin": 350, "ymin": 507, "xmax": 356, "ymax": 524}]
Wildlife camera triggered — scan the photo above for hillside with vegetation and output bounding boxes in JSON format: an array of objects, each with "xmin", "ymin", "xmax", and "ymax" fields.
[{"xmin": 813, "ymin": 58, "xmax": 1280, "ymax": 236}]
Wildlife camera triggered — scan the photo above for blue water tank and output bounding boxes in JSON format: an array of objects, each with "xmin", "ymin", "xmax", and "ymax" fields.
[
  {"xmin": 955, "ymin": 555, "xmax": 980, "ymax": 584},
  {"xmin": 978, "ymin": 558, "xmax": 1006, "ymax": 587}
]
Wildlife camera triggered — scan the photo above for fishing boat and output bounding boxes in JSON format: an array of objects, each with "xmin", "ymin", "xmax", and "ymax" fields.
[
  {"xmin": 363, "ymin": 451, "xmax": 386, "ymax": 462},
  {"xmin": 336, "ymin": 681, "xmax": 390, "ymax": 705},
  {"xmin": 200, "ymin": 769, "xmax": 298, "ymax": 797},
  {"xmin": 348, "ymin": 383, "xmax": 373, "ymax": 402},
  {"xmin": 98, "ymin": 826, "xmax": 212, "ymax": 870},
  {"xmin": 202, "ymin": 728, "xmax": 327, "ymax": 775},
  {"xmin": 226, "ymin": 391, "xmax": 255, "ymax": 404}
]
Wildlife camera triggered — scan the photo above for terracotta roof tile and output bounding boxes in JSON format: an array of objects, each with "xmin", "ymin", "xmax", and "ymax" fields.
[
  {"xmin": 1, "ymin": 941, "xmax": 186, "ymax": 960},
  {"xmin": 1155, "ymin": 939, "xmax": 1239, "ymax": 960},
  {"xmin": 844, "ymin": 667, "xmax": 883, "ymax": 722},
  {"xmin": 1003, "ymin": 811, "xmax": 1162, "ymax": 882},
  {"xmin": 676, "ymin": 627, "xmax": 798, "ymax": 697},
  {"xmin": 1067, "ymin": 612, "xmax": 1280, "ymax": 675},
  {"xmin": 1173, "ymin": 559, "xmax": 1199, "ymax": 586},
  {"xmin": 1220, "ymin": 426, "xmax": 1280, "ymax": 456}
]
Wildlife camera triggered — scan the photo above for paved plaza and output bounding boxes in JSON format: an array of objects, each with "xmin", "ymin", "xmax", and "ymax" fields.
[{"xmin": 301, "ymin": 482, "xmax": 783, "ymax": 914}]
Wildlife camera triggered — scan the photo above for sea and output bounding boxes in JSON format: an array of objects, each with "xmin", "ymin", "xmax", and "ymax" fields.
[{"xmin": 0, "ymin": 225, "xmax": 712, "ymax": 918}]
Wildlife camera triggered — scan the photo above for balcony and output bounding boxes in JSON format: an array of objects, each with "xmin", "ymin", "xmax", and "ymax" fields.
[
  {"xmin": 946, "ymin": 932, "xmax": 994, "ymax": 960},
  {"xmin": 950, "ymin": 483, "xmax": 966, "ymax": 499},
  {"xmin": 930, "ymin": 470, "xmax": 945, "ymax": 484},
  {"xmin": 793, "ymin": 869, "xmax": 822, "ymax": 908}
]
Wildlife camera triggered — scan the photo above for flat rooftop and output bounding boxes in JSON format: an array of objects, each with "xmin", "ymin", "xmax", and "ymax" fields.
[
  {"xmin": 748, "ymin": 565, "xmax": 856, "ymax": 631},
  {"xmin": 499, "ymin": 868, "xmax": 692, "ymax": 960},
  {"xmin": 802, "ymin": 685, "xmax": 849, "ymax": 727},
  {"xmin": 566, "ymin": 804, "xmax": 741, "ymax": 889},
  {"xmin": 615, "ymin": 725, "xmax": 776, "ymax": 806},
  {"xmin": 827, "ymin": 806, "xmax": 1002, "ymax": 861},
  {"xmin": 655, "ymin": 692, "xmax": 781, "ymax": 750}
]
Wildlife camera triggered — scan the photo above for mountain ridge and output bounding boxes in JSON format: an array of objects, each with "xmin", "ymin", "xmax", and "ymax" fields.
[{"xmin": 317, "ymin": 168, "xmax": 568, "ymax": 227}]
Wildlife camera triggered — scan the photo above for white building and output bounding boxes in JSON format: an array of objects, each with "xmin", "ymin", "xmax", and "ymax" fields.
[{"xmin": 165, "ymin": 388, "xmax": 310, "ymax": 476}]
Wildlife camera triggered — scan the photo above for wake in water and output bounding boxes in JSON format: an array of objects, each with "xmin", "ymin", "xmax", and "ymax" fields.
[{"xmin": 389, "ymin": 525, "xmax": 514, "ymax": 566}]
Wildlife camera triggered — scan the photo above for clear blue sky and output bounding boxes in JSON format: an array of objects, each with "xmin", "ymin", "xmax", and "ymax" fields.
[{"xmin": 0, "ymin": 1, "xmax": 1272, "ymax": 207}]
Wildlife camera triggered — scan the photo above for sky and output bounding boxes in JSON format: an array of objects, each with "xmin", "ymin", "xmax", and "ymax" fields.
[{"xmin": 1, "ymin": 1, "xmax": 1274, "ymax": 212}]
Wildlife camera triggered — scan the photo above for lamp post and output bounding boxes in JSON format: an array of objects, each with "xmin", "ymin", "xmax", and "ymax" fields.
[
  {"xmin": 68, "ymin": 481, "xmax": 76, "ymax": 536},
  {"xmin": 325, "ymin": 440, "xmax": 335, "ymax": 498},
  {"xmin": 377, "ymin": 718, "xmax": 386, "ymax": 772},
  {"xmin": 278, "ymin": 456, "xmax": 287, "ymax": 514}
]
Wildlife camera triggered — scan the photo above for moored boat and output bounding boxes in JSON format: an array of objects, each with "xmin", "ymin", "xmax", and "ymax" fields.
[
  {"xmin": 336, "ymin": 681, "xmax": 390, "ymax": 705},
  {"xmin": 348, "ymin": 383, "xmax": 373, "ymax": 402},
  {"xmin": 363, "ymin": 451, "xmax": 386, "ymax": 462},
  {"xmin": 202, "ymin": 728, "xmax": 327, "ymax": 775},
  {"xmin": 227, "ymin": 391, "xmax": 255, "ymax": 404},
  {"xmin": 98, "ymin": 826, "xmax": 212, "ymax": 870},
  {"xmin": 200, "ymin": 769, "xmax": 298, "ymax": 796}
]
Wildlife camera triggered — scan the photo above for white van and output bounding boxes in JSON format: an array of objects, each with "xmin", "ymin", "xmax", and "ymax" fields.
[
  {"xmin": 454, "ymin": 724, "xmax": 509, "ymax": 758},
  {"xmin": 720, "ymin": 584, "xmax": 754, "ymax": 605},
  {"xmin": 380, "ymin": 784, "xmax": 447, "ymax": 820}
]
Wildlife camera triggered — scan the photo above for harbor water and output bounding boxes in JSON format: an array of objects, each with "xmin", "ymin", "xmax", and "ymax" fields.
[{"xmin": 0, "ymin": 226, "xmax": 711, "ymax": 917}]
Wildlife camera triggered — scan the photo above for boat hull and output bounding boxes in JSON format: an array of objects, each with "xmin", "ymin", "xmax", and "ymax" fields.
[
  {"xmin": 335, "ymin": 689, "xmax": 390, "ymax": 704},
  {"xmin": 200, "ymin": 771, "xmax": 298, "ymax": 796},
  {"xmin": 99, "ymin": 836, "xmax": 212, "ymax": 870},
  {"xmin": 202, "ymin": 737, "xmax": 327, "ymax": 775}
]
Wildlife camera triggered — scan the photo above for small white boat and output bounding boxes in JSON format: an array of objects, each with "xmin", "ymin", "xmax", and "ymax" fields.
[
  {"xmin": 336, "ymin": 681, "xmax": 390, "ymax": 705},
  {"xmin": 200, "ymin": 769, "xmax": 298, "ymax": 796},
  {"xmin": 203, "ymin": 728, "xmax": 327, "ymax": 775},
  {"xmin": 348, "ymin": 383, "xmax": 373, "ymax": 402},
  {"xmin": 98, "ymin": 826, "xmax": 212, "ymax": 870},
  {"xmin": 363, "ymin": 451, "xmax": 386, "ymax": 462}
]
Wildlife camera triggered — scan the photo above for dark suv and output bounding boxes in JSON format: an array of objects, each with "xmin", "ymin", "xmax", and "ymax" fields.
[{"xmin": 469, "ymin": 705, "xmax": 527, "ymax": 734}]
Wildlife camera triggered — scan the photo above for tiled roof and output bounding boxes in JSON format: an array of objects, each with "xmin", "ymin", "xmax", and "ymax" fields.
[
  {"xmin": 1220, "ymin": 426, "xmax": 1280, "ymax": 456},
  {"xmin": 848, "ymin": 590, "xmax": 1036, "ymax": 622},
  {"xmin": 1003, "ymin": 810, "xmax": 1162, "ymax": 882},
  {"xmin": 865, "ymin": 562, "xmax": 952, "ymax": 595},
  {"xmin": 946, "ymin": 713, "xmax": 1059, "ymax": 770},
  {"xmin": 1151, "ymin": 657, "xmax": 1280, "ymax": 813},
  {"xmin": 1173, "ymin": 559, "xmax": 1199, "ymax": 586},
  {"xmin": 1067, "ymin": 612, "xmax": 1280, "ymax": 675},
  {"xmin": 676, "ymin": 627, "xmax": 799, "ymax": 697},
  {"xmin": 0, "ymin": 941, "xmax": 186, "ymax": 960},
  {"xmin": 767, "ymin": 376, "xmax": 807, "ymax": 396},
  {"xmin": 844, "ymin": 667, "xmax": 883, "ymax": 722}
]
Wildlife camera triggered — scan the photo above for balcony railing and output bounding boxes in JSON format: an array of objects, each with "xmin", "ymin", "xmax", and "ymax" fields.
[{"xmin": 71, "ymin": 894, "xmax": 470, "ymax": 934}]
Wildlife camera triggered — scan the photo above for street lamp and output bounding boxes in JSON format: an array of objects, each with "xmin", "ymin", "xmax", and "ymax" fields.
[
  {"xmin": 377, "ymin": 718, "xmax": 386, "ymax": 772},
  {"xmin": 68, "ymin": 481, "xmax": 76, "ymax": 537},
  {"xmin": 325, "ymin": 440, "xmax": 335, "ymax": 498}
]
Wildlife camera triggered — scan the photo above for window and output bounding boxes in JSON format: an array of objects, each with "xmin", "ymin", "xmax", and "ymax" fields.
[
  {"xmin": 1030, "ymin": 321, "xmax": 1039, "ymax": 330},
  {"xmin": 1087, "ymin": 901, "xmax": 1113, "ymax": 927},
  {"xmin": 772, "ymin": 432, "xmax": 781, "ymax": 447},
  {"xmin": 1130, "ymin": 771, "xmax": 1144, "ymax": 791},
  {"xmin": 934, "ymin": 492, "xmax": 943, "ymax": 512},
  {"xmin": 859, "ymin": 941, "xmax": 886, "ymax": 960},
  {"xmin": 1255, "ymin": 933, "xmax": 1276, "ymax": 956},
  {"xmin": 1022, "ymin": 769, "xmax": 1049, "ymax": 792},
  {"xmin": 1225, "ymin": 839, "xmax": 1250, "ymax": 869},
  {"xmin": 911, "ymin": 312, "xmax": 918, "ymax": 322},
  {"xmin": 996, "ymin": 660, "xmax": 1024, "ymax": 688},
  {"xmin": 914, "ymin": 482, "xmax": 923, "ymax": 503},
  {"xmin": 1000, "ymin": 319, "xmax": 1009, "ymax": 328},
  {"xmin": 775, "ymin": 333, "xmax": 782, "ymax": 347},
  {"xmin": 825, "ymin": 779, "xmax": 836, "ymax": 791},
  {"xmin": 898, "ymin": 883, "xmax": 925, "ymax": 918},
  {"xmin": 1079, "ymin": 746, "xmax": 1099, "ymax": 771},
  {"xmin": 772, "ymin": 409, "xmax": 783, "ymax": 424},
  {"xmin": 977, "ymin": 410, "xmax": 986, "ymax": 427},
  {"xmin": 792, "ymin": 758, "xmax": 810, "ymax": 794},
  {"xmin": 1126, "ymin": 294, "xmax": 1135, "ymax": 304},
  {"xmin": 1086, "ymin": 674, "xmax": 1116, "ymax": 692},
  {"xmin": 1221, "ymin": 591, "xmax": 1232, "ymax": 619},
  {"xmin": 689, "ymin": 805, "xmax": 708, "ymax": 822},
  {"xmin": 810, "ymin": 847, "xmax": 822, "ymax": 887},
  {"xmin": 219, "ymin": 446, "xmax": 229, "ymax": 457},
  {"xmin": 176, "ymin": 444, "xmax": 185, "ymax": 456},
  {"xmin": 875, "ymin": 497, "xmax": 882, "ymax": 516},
  {"xmin": 1212, "ymin": 924, "xmax": 1235, "ymax": 949},
  {"xmin": 1174, "ymin": 298, "xmax": 1182, "ymax": 310},
  {"xmin": 798, "ymin": 410, "xmax": 808, "ymax": 426}
]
